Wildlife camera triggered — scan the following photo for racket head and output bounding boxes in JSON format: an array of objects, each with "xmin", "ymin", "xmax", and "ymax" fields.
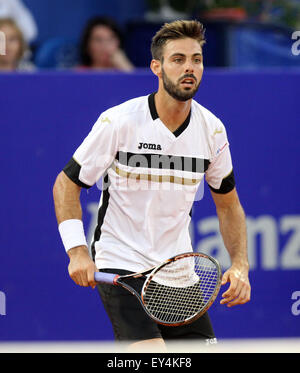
[{"xmin": 141, "ymin": 252, "xmax": 222, "ymax": 326}]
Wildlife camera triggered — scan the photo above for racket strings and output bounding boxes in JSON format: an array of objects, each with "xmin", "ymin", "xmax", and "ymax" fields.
[
  {"xmin": 145, "ymin": 275, "xmax": 215, "ymax": 316},
  {"xmin": 142, "ymin": 256, "xmax": 220, "ymax": 324}
]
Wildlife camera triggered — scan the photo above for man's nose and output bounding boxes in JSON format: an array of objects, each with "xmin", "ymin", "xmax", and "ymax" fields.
[{"xmin": 184, "ymin": 60, "xmax": 194, "ymax": 73}]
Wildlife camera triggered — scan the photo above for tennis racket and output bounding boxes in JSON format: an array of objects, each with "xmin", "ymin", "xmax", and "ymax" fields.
[{"xmin": 94, "ymin": 252, "xmax": 222, "ymax": 326}]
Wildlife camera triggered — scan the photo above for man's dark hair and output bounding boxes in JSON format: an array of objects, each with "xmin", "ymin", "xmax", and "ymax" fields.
[
  {"xmin": 79, "ymin": 16, "xmax": 123, "ymax": 67},
  {"xmin": 151, "ymin": 20, "xmax": 205, "ymax": 61}
]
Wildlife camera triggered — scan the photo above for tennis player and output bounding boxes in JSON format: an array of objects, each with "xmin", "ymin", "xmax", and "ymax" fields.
[{"xmin": 53, "ymin": 20, "xmax": 251, "ymax": 351}]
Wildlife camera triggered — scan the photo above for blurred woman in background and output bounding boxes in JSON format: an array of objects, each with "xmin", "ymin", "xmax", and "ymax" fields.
[
  {"xmin": 0, "ymin": 18, "xmax": 34, "ymax": 71},
  {"xmin": 79, "ymin": 16, "xmax": 134, "ymax": 72},
  {"xmin": 0, "ymin": 0, "xmax": 38, "ymax": 43}
]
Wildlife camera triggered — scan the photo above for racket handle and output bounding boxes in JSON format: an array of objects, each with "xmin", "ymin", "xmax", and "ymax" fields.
[{"xmin": 94, "ymin": 272, "xmax": 119, "ymax": 285}]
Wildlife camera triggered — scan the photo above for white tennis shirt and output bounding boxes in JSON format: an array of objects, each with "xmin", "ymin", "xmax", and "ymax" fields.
[{"xmin": 64, "ymin": 93, "xmax": 234, "ymax": 272}]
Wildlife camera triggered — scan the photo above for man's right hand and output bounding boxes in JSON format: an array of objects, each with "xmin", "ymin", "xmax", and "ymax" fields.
[{"xmin": 67, "ymin": 246, "xmax": 98, "ymax": 289}]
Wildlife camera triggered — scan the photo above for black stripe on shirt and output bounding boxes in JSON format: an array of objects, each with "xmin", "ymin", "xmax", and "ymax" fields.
[
  {"xmin": 63, "ymin": 157, "xmax": 92, "ymax": 189},
  {"xmin": 91, "ymin": 172, "xmax": 110, "ymax": 262},
  {"xmin": 116, "ymin": 151, "xmax": 210, "ymax": 173},
  {"xmin": 208, "ymin": 169, "xmax": 236, "ymax": 194}
]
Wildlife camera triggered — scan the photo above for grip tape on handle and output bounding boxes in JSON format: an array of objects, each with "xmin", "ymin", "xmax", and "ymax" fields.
[{"xmin": 94, "ymin": 272, "xmax": 118, "ymax": 285}]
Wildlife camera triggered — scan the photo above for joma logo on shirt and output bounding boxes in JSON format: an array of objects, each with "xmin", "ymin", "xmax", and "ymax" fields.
[{"xmin": 138, "ymin": 142, "xmax": 162, "ymax": 150}]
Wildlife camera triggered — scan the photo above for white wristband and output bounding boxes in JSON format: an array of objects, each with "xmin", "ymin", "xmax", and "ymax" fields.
[{"xmin": 58, "ymin": 219, "xmax": 88, "ymax": 253}]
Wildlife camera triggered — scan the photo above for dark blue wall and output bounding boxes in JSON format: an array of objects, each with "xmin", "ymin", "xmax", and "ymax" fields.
[
  {"xmin": 0, "ymin": 69, "xmax": 299, "ymax": 340},
  {"xmin": 23, "ymin": 0, "xmax": 146, "ymax": 43},
  {"xmin": 22, "ymin": 1, "xmax": 300, "ymax": 68}
]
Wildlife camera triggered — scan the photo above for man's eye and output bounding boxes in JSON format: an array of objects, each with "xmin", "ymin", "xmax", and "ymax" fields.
[{"xmin": 174, "ymin": 58, "xmax": 183, "ymax": 63}]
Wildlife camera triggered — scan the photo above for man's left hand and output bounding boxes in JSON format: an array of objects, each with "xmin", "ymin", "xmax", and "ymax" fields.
[{"xmin": 220, "ymin": 266, "xmax": 251, "ymax": 307}]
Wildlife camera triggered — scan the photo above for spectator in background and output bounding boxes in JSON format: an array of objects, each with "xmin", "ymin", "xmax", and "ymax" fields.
[
  {"xmin": 145, "ymin": 0, "xmax": 195, "ymax": 21},
  {"xmin": 0, "ymin": 18, "xmax": 35, "ymax": 71},
  {"xmin": 79, "ymin": 17, "xmax": 134, "ymax": 72},
  {"xmin": 0, "ymin": 0, "xmax": 37, "ymax": 43}
]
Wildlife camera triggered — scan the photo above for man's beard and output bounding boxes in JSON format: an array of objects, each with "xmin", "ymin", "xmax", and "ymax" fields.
[{"xmin": 161, "ymin": 68, "xmax": 200, "ymax": 102}]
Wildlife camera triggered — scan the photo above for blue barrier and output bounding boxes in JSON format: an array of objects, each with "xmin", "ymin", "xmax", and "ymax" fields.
[
  {"xmin": 228, "ymin": 26, "xmax": 300, "ymax": 67},
  {"xmin": 0, "ymin": 69, "xmax": 299, "ymax": 340}
]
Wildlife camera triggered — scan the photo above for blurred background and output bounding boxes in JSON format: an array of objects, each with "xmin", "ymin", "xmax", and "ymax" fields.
[
  {"xmin": 0, "ymin": 0, "xmax": 299, "ymax": 352},
  {"xmin": 1, "ymin": 0, "xmax": 300, "ymax": 69}
]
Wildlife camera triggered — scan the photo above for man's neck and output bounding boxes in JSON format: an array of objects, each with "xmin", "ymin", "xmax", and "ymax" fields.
[{"xmin": 154, "ymin": 89, "xmax": 192, "ymax": 133}]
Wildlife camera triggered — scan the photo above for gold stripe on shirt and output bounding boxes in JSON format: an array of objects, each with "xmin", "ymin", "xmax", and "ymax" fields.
[{"xmin": 112, "ymin": 164, "xmax": 201, "ymax": 186}]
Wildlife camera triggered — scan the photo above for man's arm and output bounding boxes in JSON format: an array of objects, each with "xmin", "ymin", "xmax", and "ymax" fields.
[
  {"xmin": 210, "ymin": 187, "xmax": 251, "ymax": 307},
  {"xmin": 53, "ymin": 171, "xmax": 97, "ymax": 288}
]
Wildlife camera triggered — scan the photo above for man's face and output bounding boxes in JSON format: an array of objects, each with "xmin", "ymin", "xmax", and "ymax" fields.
[{"xmin": 159, "ymin": 38, "xmax": 204, "ymax": 101}]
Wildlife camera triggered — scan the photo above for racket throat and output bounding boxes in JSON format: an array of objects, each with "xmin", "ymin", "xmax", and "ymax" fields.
[{"xmin": 113, "ymin": 275, "xmax": 120, "ymax": 285}]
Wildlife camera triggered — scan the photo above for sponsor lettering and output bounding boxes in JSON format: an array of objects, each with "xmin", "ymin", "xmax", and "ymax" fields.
[
  {"xmin": 291, "ymin": 31, "xmax": 300, "ymax": 56},
  {"xmin": 138, "ymin": 142, "xmax": 162, "ymax": 150},
  {"xmin": 194, "ymin": 215, "xmax": 300, "ymax": 270},
  {"xmin": 291, "ymin": 291, "xmax": 300, "ymax": 316},
  {"xmin": 0, "ymin": 291, "xmax": 6, "ymax": 316}
]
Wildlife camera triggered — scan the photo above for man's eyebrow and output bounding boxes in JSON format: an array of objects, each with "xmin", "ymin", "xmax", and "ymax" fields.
[
  {"xmin": 169, "ymin": 53, "xmax": 185, "ymax": 58},
  {"xmin": 169, "ymin": 52, "xmax": 203, "ymax": 58}
]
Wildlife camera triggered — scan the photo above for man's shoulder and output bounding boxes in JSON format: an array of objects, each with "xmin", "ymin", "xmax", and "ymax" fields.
[
  {"xmin": 192, "ymin": 99, "xmax": 225, "ymax": 131},
  {"xmin": 192, "ymin": 99, "xmax": 219, "ymax": 121},
  {"xmin": 103, "ymin": 95, "xmax": 149, "ymax": 119}
]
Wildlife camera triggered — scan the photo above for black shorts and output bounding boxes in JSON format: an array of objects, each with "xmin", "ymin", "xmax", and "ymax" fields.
[{"xmin": 96, "ymin": 268, "xmax": 216, "ymax": 342}]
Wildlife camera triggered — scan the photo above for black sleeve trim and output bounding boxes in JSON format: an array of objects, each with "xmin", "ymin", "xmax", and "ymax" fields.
[
  {"xmin": 63, "ymin": 157, "xmax": 92, "ymax": 189},
  {"xmin": 208, "ymin": 169, "xmax": 236, "ymax": 194}
]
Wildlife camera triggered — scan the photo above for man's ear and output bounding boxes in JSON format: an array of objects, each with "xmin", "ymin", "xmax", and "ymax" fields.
[{"xmin": 150, "ymin": 59, "xmax": 162, "ymax": 78}]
